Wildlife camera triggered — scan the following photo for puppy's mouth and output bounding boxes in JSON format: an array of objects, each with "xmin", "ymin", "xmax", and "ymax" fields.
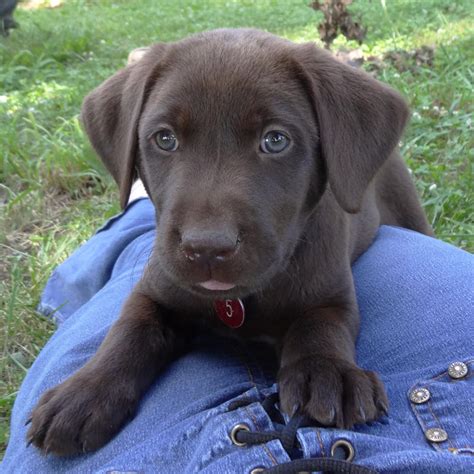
[
  {"xmin": 187, "ymin": 278, "xmax": 246, "ymax": 299},
  {"xmin": 182, "ymin": 251, "xmax": 286, "ymax": 299},
  {"xmin": 198, "ymin": 280, "xmax": 236, "ymax": 291},
  {"xmin": 191, "ymin": 279, "xmax": 241, "ymax": 299}
]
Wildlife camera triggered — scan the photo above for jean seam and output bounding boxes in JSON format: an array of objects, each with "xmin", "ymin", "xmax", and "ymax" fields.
[
  {"xmin": 229, "ymin": 344, "xmax": 280, "ymax": 466},
  {"xmin": 427, "ymin": 359, "xmax": 474, "ymax": 384},
  {"xmin": 244, "ymin": 406, "xmax": 279, "ymax": 467},
  {"xmin": 229, "ymin": 343, "xmax": 257, "ymax": 389},
  {"xmin": 409, "ymin": 360, "xmax": 473, "ymax": 452},
  {"xmin": 315, "ymin": 428, "xmax": 326, "ymax": 457},
  {"xmin": 427, "ymin": 361, "xmax": 473, "ymax": 451},
  {"xmin": 426, "ymin": 399, "xmax": 454, "ymax": 449}
]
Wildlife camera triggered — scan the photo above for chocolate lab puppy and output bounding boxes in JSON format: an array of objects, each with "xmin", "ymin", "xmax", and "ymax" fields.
[{"xmin": 28, "ymin": 28, "xmax": 432, "ymax": 455}]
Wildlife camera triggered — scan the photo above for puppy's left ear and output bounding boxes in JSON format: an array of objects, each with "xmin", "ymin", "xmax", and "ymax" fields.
[{"xmin": 296, "ymin": 43, "xmax": 409, "ymax": 213}]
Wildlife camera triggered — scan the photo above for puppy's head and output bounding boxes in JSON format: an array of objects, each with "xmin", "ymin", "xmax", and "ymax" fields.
[{"xmin": 82, "ymin": 29, "xmax": 408, "ymax": 299}]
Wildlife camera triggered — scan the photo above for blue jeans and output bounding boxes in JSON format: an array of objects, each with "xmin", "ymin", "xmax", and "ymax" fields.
[{"xmin": 2, "ymin": 198, "xmax": 473, "ymax": 473}]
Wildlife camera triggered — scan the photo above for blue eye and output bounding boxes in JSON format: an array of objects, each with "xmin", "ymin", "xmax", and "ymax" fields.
[
  {"xmin": 260, "ymin": 131, "xmax": 290, "ymax": 154},
  {"xmin": 155, "ymin": 129, "xmax": 178, "ymax": 151}
]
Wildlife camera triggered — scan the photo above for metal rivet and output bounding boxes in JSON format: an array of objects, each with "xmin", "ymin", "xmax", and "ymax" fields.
[
  {"xmin": 330, "ymin": 439, "xmax": 355, "ymax": 462},
  {"xmin": 425, "ymin": 428, "xmax": 448, "ymax": 443},
  {"xmin": 410, "ymin": 387, "xmax": 431, "ymax": 404},
  {"xmin": 448, "ymin": 361, "xmax": 468, "ymax": 379},
  {"xmin": 230, "ymin": 423, "xmax": 250, "ymax": 447}
]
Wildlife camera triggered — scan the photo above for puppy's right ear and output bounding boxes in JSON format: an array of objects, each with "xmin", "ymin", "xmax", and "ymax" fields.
[{"xmin": 81, "ymin": 44, "xmax": 167, "ymax": 208}]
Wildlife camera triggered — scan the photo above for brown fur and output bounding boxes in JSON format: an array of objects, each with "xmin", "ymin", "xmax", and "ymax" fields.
[{"xmin": 28, "ymin": 29, "xmax": 432, "ymax": 455}]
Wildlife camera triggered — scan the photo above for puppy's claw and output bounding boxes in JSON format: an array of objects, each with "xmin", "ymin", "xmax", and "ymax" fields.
[
  {"xmin": 289, "ymin": 403, "xmax": 301, "ymax": 416},
  {"xmin": 377, "ymin": 400, "xmax": 389, "ymax": 416},
  {"xmin": 327, "ymin": 407, "xmax": 336, "ymax": 424}
]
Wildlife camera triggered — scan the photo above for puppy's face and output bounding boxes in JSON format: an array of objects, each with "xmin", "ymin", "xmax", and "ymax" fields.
[
  {"xmin": 137, "ymin": 38, "xmax": 321, "ymax": 298},
  {"xmin": 82, "ymin": 29, "xmax": 408, "ymax": 301}
]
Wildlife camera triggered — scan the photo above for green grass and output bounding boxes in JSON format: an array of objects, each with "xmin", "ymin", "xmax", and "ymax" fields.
[{"xmin": 1, "ymin": 0, "xmax": 473, "ymax": 456}]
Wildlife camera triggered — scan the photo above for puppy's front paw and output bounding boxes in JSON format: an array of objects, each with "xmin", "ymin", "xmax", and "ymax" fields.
[
  {"xmin": 27, "ymin": 372, "xmax": 138, "ymax": 456},
  {"xmin": 278, "ymin": 356, "xmax": 388, "ymax": 428}
]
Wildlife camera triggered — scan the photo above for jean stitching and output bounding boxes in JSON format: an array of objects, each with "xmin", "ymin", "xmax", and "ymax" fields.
[
  {"xmin": 242, "ymin": 359, "xmax": 257, "ymax": 387},
  {"xmin": 229, "ymin": 342, "xmax": 258, "ymax": 389},
  {"xmin": 427, "ymin": 359, "xmax": 473, "ymax": 384},
  {"xmin": 426, "ymin": 399, "xmax": 454, "ymax": 449},
  {"xmin": 425, "ymin": 361, "xmax": 473, "ymax": 450},
  {"xmin": 229, "ymin": 339, "xmax": 281, "ymax": 466},
  {"xmin": 409, "ymin": 398, "xmax": 435, "ymax": 450},
  {"xmin": 235, "ymin": 336, "xmax": 283, "ymax": 470},
  {"xmin": 244, "ymin": 406, "xmax": 279, "ymax": 467},
  {"xmin": 408, "ymin": 360, "xmax": 474, "ymax": 452},
  {"xmin": 315, "ymin": 429, "xmax": 326, "ymax": 457}
]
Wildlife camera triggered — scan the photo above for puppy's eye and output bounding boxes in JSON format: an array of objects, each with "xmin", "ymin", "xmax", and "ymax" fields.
[
  {"xmin": 154, "ymin": 129, "xmax": 178, "ymax": 151},
  {"xmin": 260, "ymin": 131, "xmax": 290, "ymax": 154}
]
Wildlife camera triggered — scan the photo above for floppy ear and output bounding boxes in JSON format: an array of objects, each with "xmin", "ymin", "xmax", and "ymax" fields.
[
  {"xmin": 81, "ymin": 44, "xmax": 167, "ymax": 208},
  {"xmin": 296, "ymin": 43, "xmax": 409, "ymax": 213}
]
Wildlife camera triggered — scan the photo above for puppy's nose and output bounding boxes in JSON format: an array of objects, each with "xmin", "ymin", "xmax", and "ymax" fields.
[{"xmin": 181, "ymin": 230, "xmax": 239, "ymax": 264}]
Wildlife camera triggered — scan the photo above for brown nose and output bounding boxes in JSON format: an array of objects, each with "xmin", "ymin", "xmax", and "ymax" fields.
[{"xmin": 181, "ymin": 230, "xmax": 239, "ymax": 265}]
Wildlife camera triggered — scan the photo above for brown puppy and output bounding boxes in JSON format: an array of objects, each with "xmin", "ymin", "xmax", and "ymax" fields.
[{"xmin": 27, "ymin": 28, "xmax": 432, "ymax": 456}]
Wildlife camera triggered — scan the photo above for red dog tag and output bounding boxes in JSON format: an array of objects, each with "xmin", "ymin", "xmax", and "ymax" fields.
[{"xmin": 214, "ymin": 299, "xmax": 245, "ymax": 328}]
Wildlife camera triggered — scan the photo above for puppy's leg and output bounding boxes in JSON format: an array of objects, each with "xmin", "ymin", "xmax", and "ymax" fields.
[
  {"xmin": 27, "ymin": 290, "xmax": 178, "ymax": 456},
  {"xmin": 278, "ymin": 300, "xmax": 388, "ymax": 428}
]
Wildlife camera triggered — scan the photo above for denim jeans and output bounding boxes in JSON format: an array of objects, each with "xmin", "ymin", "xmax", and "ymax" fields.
[{"xmin": 2, "ymin": 198, "xmax": 473, "ymax": 473}]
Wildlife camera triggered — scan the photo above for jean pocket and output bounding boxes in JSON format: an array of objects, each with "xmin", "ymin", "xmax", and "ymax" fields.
[{"xmin": 408, "ymin": 359, "xmax": 474, "ymax": 455}]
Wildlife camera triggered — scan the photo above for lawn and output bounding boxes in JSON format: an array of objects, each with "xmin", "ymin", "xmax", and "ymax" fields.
[{"xmin": 0, "ymin": 0, "xmax": 473, "ymax": 456}]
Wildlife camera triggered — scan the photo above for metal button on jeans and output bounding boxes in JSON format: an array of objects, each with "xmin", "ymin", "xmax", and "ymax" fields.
[
  {"xmin": 425, "ymin": 428, "xmax": 448, "ymax": 443},
  {"xmin": 448, "ymin": 361, "xmax": 468, "ymax": 379},
  {"xmin": 410, "ymin": 387, "xmax": 430, "ymax": 404}
]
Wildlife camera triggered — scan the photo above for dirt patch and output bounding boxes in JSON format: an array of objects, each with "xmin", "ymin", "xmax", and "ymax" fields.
[
  {"xmin": 333, "ymin": 45, "xmax": 436, "ymax": 76},
  {"xmin": 310, "ymin": 0, "xmax": 366, "ymax": 49},
  {"xmin": 367, "ymin": 46, "xmax": 436, "ymax": 75}
]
